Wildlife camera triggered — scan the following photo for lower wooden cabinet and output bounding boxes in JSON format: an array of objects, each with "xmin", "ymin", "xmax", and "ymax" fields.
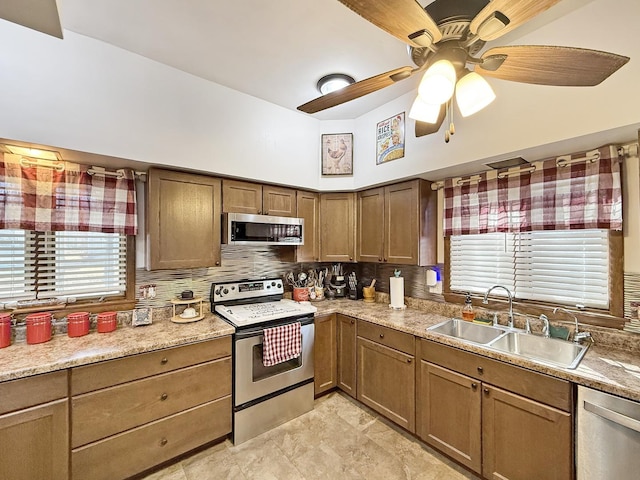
[
  {"xmin": 70, "ymin": 337, "xmax": 232, "ymax": 480},
  {"xmin": 314, "ymin": 313, "xmax": 337, "ymax": 395},
  {"xmin": 0, "ymin": 371, "xmax": 69, "ymax": 480},
  {"xmin": 417, "ymin": 339, "xmax": 573, "ymax": 480},
  {"xmin": 356, "ymin": 321, "xmax": 415, "ymax": 433},
  {"xmin": 337, "ymin": 314, "xmax": 357, "ymax": 397}
]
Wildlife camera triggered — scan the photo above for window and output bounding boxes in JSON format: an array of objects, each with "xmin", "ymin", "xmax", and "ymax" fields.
[
  {"xmin": 0, "ymin": 229, "xmax": 128, "ymax": 303},
  {"xmin": 449, "ymin": 229, "xmax": 609, "ymax": 309}
]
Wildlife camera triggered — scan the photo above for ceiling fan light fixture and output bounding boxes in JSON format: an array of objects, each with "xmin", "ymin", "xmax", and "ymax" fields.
[
  {"xmin": 455, "ymin": 71, "xmax": 496, "ymax": 117},
  {"xmin": 409, "ymin": 95, "xmax": 441, "ymax": 124},
  {"xmin": 317, "ymin": 74, "xmax": 355, "ymax": 95},
  {"xmin": 418, "ymin": 59, "xmax": 456, "ymax": 105}
]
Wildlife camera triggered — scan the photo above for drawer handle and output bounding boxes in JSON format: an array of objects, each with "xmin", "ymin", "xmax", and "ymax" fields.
[
  {"xmin": 471, "ymin": 383, "xmax": 478, "ymax": 390},
  {"xmin": 161, "ymin": 357, "xmax": 168, "ymax": 365},
  {"xmin": 477, "ymin": 366, "xmax": 484, "ymax": 374},
  {"xmin": 160, "ymin": 393, "xmax": 168, "ymax": 401},
  {"xmin": 160, "ymin": 438, "xmax": 168, "ymax": 447},
  {"xmin": 379, "ymin": 333, "xmax": 385, "ymax": 339},
  {"xmin": 484, "ymin": 388, "xmax": 490, "ymax": 395}
]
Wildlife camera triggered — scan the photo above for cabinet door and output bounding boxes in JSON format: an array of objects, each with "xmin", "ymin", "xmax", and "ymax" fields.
[
  {"xmin": 337, "ymin": 314, "xmax": 357, "ymax": 398},
  {"xmin": 357, "ymin": 187, "xmax": 385, "ymax": 263},
  {"xmin": 222, "ymin": 179, "xmax": 262, "ymax": 214},
  {"xmin": 385, "ymin": 180, "xmax": 419, "ymax": 265},
  {"xmin": 417, "ymin": 361, "xmax": 481, "ymax": 473},
  {"xmin": 263, "ymin": 185, "xmax": 296, "ymax": 217},
  {"xmin": 314, "ymin": 314, "xmax": 337, "ymax": 396},
  {"xmin": 482, "ymin": 385, "xmax": 572, "ymax": 480},
  {"xmin": 147, "ymin": 169, "xmax": 221, "ymax": 270},
  {"xmin": 357, "ymin": 336, "xmax": 415, "ymax": 432},
  {"xmin": 320, "ymin": 192, "xmax": 356, "ymax": 262},
  {"xmin": 0, "ymin": 399, "xmax": 69, "ymax": 480},
  {"xmin": 296, "ymin": 191, "xmax": 320, "ymax": 262}
]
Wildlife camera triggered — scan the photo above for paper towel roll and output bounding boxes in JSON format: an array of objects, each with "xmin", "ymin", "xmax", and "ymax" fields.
[{"xmin": 389, "ymin": 277, "xmax": 405, "ymax": 309}]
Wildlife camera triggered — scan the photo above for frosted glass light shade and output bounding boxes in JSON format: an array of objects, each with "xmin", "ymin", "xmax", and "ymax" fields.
[
  {"xmin": 409, "ymin": 96, "xmax": 441, "ymax": 124},
  {"xmin": 455, "ymin": 71, "xmax": 496, "ymax": 117},
  {"xmin": 418, "ymin": 60, "xmax": 456, "ymax": 105}
]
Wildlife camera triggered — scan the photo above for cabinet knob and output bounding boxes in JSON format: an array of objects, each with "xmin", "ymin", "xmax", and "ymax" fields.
[
  {"xmin": 407, "ymin": 358, "xmax": 412, "ymax": 364},
  {"xmin": 350, "ymin": 319, "xmax": 355, "ymax": 324},
  {"xmin": 484, "ymin": 388, "xmax": 490, "ymax": 395},
  {"xmin": 383, "ymin": 258, "xmax": 387, "ymax": 262},
  {"xmin": 215, "ymin": 261, "xmax": 220, "ymax": 266},
  {"xmin": 471, "ymin": 383, "xmax": 478, "ymax": 390},
  {"xmin": 161, "ymin": 357, "xmax": 168, "ymax": 365},
  {"xmin": 378, "ymin": 257, "xmax": 382, "ymax": 261},
  {"xmin": 349, "ymin": 257, "xmax": 353, "ymax": 261},
  {"xmin": 160, "ymin": 438, "xmax": 168, "ymax": 447},
  {"xmin": 379, "ymin": 333, "xmax": 385, "ymax": 339},
  {"xmin": 258, "ymin": 210, "xmax": 262, "ymax": 214},
  {"xmin": 477, "ymin": 366, "xmax": 483, "ymax": 374},
  {"xmin": 160, "ymin": 393, "xmax": 168, "ymax": 401}
]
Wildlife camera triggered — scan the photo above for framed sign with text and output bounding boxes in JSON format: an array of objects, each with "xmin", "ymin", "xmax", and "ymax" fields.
[{"xmin": 376, "ymin": 112, "xmax": 405, "ymax": 164}]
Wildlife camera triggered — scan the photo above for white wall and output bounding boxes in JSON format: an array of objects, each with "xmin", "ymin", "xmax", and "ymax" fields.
[{"xmin": 0, "ymin": 24, "xmax": 322, "ymax": 189}]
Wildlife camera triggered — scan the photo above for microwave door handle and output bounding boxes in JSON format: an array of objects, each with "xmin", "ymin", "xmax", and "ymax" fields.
[{"xmin": 584, "ymin": 400, "xmax": 640, "ymax": 434}]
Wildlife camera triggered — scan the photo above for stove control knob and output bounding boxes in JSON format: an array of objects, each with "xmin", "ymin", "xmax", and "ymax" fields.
[
  {"xmin": 276, "ymin": 282, "xmax": 282, "ymax": 288},
  {"xmin": 215, "ymin": 288, "xmax": 221, "ymax": 296},
  {"xmin": 231, "ymin": 286, "xmax": 235, "ymax": 290},
  {"xmin": 271, "ymin": 281, "xmax": 276, "ymax": 286},
  {"xmin": 223, "ymin": 288, "xmax": 229, "ymax": 295}
]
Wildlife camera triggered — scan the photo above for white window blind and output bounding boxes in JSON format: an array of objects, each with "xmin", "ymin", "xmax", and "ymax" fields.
[
  {"xmin": 450, "ymin": 229, "xmax": 609, "ymax": 309},
  {"xmin": 0, "ymin": 230, "xmax": 127, "ymax": 303}
]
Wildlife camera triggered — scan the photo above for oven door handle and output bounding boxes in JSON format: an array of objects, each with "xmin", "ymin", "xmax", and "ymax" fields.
[{"xmin": 234, "ymin": 315, "xmax": 315, "ymax": 339}]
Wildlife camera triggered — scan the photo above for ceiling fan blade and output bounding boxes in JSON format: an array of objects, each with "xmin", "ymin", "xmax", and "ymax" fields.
[
  {"xmin": 478, "ymin": 46, "xmax": 630, "ymax": 86},
  {"xmin": 470, "ymin": 0, "xmax": 561, "ymax": 42},
  {"xmin": 298, "ymin": 66, "xmax": 414, "ymax": 114},
  {"xmin": 337, "ymin": 0, "xmax": 442, "ymax": 48},
  {"xmin": 414, "ymin": 106, "xmax": 446, "ymax": 138}
]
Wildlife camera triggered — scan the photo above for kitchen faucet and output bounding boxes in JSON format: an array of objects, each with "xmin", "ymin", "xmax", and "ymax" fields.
[
  {"xmin": 553, "ymin": 307, "xmax": 592, "ymax": 344},
  {"xmin": 483, "ymin": 285, "xmax": 514, "ymax": 329},
  {"xmin": 525, "ymin": 314, "xmax": 550, "ymax": 337}
]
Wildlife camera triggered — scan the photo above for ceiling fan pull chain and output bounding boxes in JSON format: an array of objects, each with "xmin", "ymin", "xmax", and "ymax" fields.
[
  {"xmin": 444, "ymin": 101, "xmax": 450, "ymax": 143},
  {"xmin": 449, "ymin": 99, "xmax": 455, "ymax": 136}
]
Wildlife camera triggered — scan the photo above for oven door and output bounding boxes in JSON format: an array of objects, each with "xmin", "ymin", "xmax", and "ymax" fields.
[{"xmin": 234, "ymin": 320, "xmax": 314, "ymax": 407}]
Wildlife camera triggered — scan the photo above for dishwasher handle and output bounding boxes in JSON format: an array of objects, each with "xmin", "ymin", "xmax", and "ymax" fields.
[{"xmin": 584, "ymin": 400, "xmax": 640, "ymax": 434}]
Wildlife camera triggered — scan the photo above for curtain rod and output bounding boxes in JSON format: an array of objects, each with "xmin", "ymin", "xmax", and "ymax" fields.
[{"xmin": 15, "ymin": 156, "xmax": 146, "ymax": 179}]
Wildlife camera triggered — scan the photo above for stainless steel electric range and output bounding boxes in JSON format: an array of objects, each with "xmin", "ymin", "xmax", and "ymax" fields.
[{"xmin": 211, "ymin": 278, "xmax": 316, "ymax": 444}]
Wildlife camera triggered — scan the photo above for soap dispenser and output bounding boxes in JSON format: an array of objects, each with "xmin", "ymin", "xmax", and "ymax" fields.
[{"xmin": 462, "ymin": 293, "xmax": 475, "ymax": 321}]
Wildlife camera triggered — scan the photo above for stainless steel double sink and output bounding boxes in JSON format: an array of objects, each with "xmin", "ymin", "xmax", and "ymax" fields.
[{"xmin": 427, "ymin": 318, "xmax": 588, "ymax": 370}]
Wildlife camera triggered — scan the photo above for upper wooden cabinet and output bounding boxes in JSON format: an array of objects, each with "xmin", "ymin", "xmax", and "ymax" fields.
[
  {"xmin": 146, "ymin": 168, "xmax": 221, "ymax": 270},
  {"xmin": 357, "ymin": 179, "xmax": 437, "ymax": 266},
  {"xmin": 296, "ymin": 190, "xmax": 320, "ymax": 262},
  {"xmin": 320, "ymin": 192, "xmax": 356, "ymax": 262},
  {"xmin": 222, "ymin": 179, "xmax": 296, "ymax": 217}
]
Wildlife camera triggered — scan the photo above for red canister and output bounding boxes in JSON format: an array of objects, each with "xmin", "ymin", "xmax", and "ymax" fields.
[
  {"xmin": 67, "ymin": 312, "xmax": 90, "ymax": 337},
  {"xmin": 0, "ymin": 314, "xmax": 11, "ymax": 348},
  {"xmin": 97, "ymin": 311, "xmax": 117, "ymax": 333},
  {"xmin": 26, "ymin": 313, "xmax": 52, "ymax": 345}
]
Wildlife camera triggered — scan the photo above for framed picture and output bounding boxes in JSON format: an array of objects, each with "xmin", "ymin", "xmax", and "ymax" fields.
[
  {"xmin": 376, "ymin": 112, "xmax": 405, "ymax": 164},
  {"xmin": 321, "ymin": 133, "xmax": 353, "ymax": 175}
]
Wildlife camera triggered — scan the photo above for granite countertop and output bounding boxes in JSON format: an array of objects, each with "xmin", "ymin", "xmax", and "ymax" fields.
[
  {"xmin": 3, "ymin": 298, "xmax": 640, "ymax": 404},
  {"xmin": 0, "ymin": 314, "xmax": 234, "ymax": 383}
]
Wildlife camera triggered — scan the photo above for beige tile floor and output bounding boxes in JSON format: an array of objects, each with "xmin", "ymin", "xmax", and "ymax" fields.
[{"xmin": 143, "ymin": 391, "xmax": 480, "ymax": 480}]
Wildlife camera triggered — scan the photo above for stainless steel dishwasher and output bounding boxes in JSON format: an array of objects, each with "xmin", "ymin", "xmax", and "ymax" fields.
[{"xmin": 577, "ymin": 386, "xmax": 640, "ymax": 479}]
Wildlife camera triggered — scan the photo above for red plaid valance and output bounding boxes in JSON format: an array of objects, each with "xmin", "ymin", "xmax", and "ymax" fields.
[
  {"xmin": 0, "ymin": 153, "xmax": 137, "ymax": 235},
  {"xmin": 444, "ymin": 146, "xmax": 622, "ymax": 236}
]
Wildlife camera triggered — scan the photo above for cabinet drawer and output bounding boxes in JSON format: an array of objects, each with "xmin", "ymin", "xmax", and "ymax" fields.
[
  {"xmin": 72, "ymin": 357, "xmax": 231, "ymax": 447},
  {"xmin": 420, "ymin": 339, "xmax": 571, "ymax": 412},
  {"xmin": 71, "ymin": 337, "xmax": 231, "ymax": 395},
  {"xmin": 0, "ymin": 370, "xmax": 67, "ymax": 415},
  {"xmin": 72, "ymin": 395, "xmax": 231, "ymax": 480},
  {"xmin": 358, "ymin": 320, "xmax": 415, "ymax": 355}
]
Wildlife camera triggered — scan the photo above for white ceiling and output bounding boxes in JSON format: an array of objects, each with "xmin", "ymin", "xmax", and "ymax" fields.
[{"xmin": 54, "ymin": 0, "xmax": 600, "ymax": 121}]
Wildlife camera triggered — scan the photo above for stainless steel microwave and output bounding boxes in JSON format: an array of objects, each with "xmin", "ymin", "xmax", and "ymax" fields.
[{"xmin": 222, "ymin": 213, "xmax": 304, "ymax": 246}]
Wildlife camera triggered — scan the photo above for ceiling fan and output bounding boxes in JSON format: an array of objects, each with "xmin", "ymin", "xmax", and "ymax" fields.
[{"xmin": 297, "ymin": 0, "xmax": 629, "ymax": 140}]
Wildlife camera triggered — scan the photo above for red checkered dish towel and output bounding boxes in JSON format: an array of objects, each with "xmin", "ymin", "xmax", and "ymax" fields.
[{"xmin": 262, "ymin": 322, "xmax": 302, "ymax": 367}]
